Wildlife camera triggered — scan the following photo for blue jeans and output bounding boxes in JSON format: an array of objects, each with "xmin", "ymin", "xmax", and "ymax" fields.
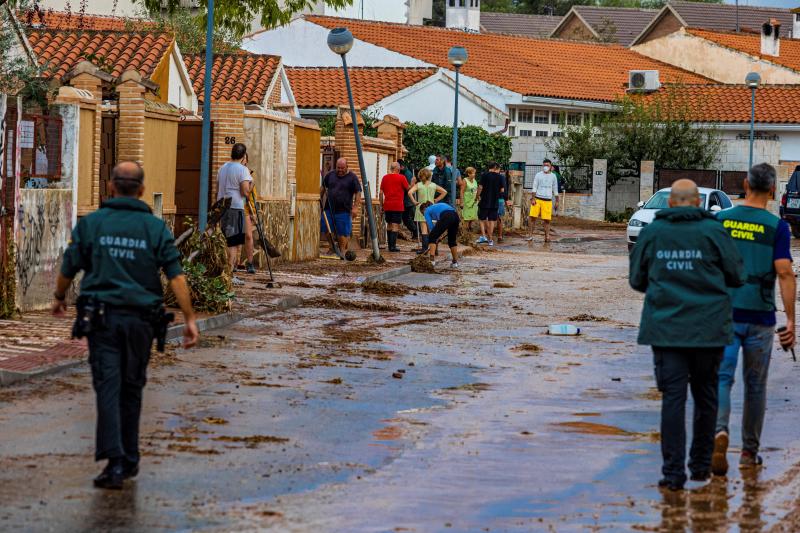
[{"xmin": 716, "ymin": 322, "xmax": 774, "ymax": 454}]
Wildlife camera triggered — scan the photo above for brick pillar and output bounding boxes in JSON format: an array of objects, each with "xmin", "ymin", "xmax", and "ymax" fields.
[
  {"xmin": 334, "ymin": 106, "xmax": 365, "ymax": 240},
  {"xmin": 209, "ymin": 100, "xmax": 245, "ymax": 200},
  {"xmin": 66, "ymin": 64, "xmax": 103, "ymax": 211},
  {"xmin": 117, "ymin": 70, "xmax": 146, "ymax": 166},
  {"xmin": 375, "ymin": 115, "xmax": 405, "ymax": 161}
]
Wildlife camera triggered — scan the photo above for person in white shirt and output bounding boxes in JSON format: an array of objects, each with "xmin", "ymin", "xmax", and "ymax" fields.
[
  {"xmin": 217, "ymin": 143, "xmax": 254, "ymax": 280},
  {"xmin": 526, "ymin": 158, "xmax": 560, "ymax": 243}
]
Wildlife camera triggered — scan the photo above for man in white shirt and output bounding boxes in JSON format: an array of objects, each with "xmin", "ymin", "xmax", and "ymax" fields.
[
  {"xmin": 217, "ymin": 143, "xmax": 254, "ymax": 280},
  {"xmin": 526, "ymin": 158, "xmax": 560, "ymax": 243}
]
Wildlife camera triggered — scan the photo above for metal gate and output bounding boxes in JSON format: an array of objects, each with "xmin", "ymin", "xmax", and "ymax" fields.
[
  {"xmin": 523, "ymin": 164, "xmax": 591, "ymax": 193},
  {"xmin": 657, "ymin": 168, "xmax": 747, "ymax": 197},
  {"xmin": 99, "ymin": 116, "xmax": 116, "ymax": 203}
]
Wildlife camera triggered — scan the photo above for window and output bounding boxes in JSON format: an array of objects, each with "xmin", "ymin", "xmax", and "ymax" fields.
[
  {"xmin": 534, "ymin": 110, "xmax": 549, "ymax": 124},
  {"xmin": 535, "ymin": 131, "xmax": 548, "ymax": 137},
  {"xmin": 720, "ymin": 193, "xmax": 733, "ymax": 209},
  {"xmin": 566, "ymin": 113, "xmax": 582, "ymax": 126},
  {"xmin": 552, "ymin": 131, "xmax": 564, "ymax": 138},
  {"xmin": 509, "ymin": 108, "xmax": 516, "ymax": 122},
  {"xmin": 551, "ymin": 111, "xmax": 564, "ymax": 125},
  {"xmin": 508, "ymin": 125, "xmax": 516, "ymax": 136},
  {"xmin": 520, "ymin": 130, "xmax": 532, "ymax": 137},
  {"xmin": 517, "ymin": 110, "xmax": 533, "ymax": 123}
]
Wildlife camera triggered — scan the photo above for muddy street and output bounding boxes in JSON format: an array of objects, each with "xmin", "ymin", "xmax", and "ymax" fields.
[{"xmin": 2, "ymin": 232, "xmax": 800, "ymax": 532}]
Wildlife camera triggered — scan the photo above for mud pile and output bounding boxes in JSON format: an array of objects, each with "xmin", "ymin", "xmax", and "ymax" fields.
[{"xmin": 410, "ymin": 254, "xmax": 436, "ymax": 273}]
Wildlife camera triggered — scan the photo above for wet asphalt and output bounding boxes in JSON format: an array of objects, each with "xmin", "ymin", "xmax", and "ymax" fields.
[{"xmin": 2, "ymin": 231, "xmax": 800, "ymax": 532}]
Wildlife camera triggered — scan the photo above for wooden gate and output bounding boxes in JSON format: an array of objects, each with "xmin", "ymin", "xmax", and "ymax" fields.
[{"xmin": 175, "ymin": 121, "xmax": 213, "ymax": 232}]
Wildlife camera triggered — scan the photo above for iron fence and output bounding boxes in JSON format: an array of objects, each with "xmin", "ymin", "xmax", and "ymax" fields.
[
  {"xmin": 657, "ymin": 168, "xmax": 746, "ymax": 197},
  {"xmin": 19, "ymin": 114, "xmax": 62, "ymax": 182},
  {"xmin": 524, "ymin": 164, "xmax": 592, "ymax": 193}
]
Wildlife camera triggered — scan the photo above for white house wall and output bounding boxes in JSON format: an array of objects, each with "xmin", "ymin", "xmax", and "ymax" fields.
[
  {"xmin": 776, "ymin": 131, "xmax": 800, "ymax": 163},
  {"xmin": 167, "ymin": 56, "xmax": 195, "ymax": 112},
  {"xmin": 244, "ymin": 19, "xmax": 429, "ymax": 68},
  {"xmin": 33, "ymin": 0, "xmax": 143, "ymax": 16},
  {"xmin": 632, "ymin": 29, "xmax": 800, "ymax": 85}
]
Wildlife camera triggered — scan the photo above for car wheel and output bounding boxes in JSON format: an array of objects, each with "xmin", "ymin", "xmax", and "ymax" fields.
[{"xmin": 792, "ymin": 224, "xmax": 800, "ymax": 239}]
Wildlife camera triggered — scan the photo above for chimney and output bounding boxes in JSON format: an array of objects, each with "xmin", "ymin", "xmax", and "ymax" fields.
[
  {"xmin": 793, "ymin": 9, "xmax": 800, "ymax": 39},
  {"xmin": 761, "ymin": 19, "xmax": 781, "ymax": 57},
  {"xmin": 445, "ymin": 0, "xmax": 481, "ymax": 32}
]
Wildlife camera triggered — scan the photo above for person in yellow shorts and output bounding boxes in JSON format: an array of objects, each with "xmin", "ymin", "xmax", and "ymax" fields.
[{"xmin": 526, "ymin": 159, "xmax": 560, "ymax": 243}]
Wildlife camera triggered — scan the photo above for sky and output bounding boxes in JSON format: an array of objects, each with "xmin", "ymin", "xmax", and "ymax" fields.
[{"xmin": 724, "ymin": 0, "xmax": 797, "ymax": 7}]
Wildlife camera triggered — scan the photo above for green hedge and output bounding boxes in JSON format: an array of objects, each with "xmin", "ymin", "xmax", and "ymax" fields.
[{"xmin": 403, "ymin": 123, "xmax": 512, "ymax": 174}]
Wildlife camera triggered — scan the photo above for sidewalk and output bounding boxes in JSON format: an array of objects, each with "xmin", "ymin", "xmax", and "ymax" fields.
[{"xmin": 0, "ymin": 242, "xmax": 423, "ymax": 386}]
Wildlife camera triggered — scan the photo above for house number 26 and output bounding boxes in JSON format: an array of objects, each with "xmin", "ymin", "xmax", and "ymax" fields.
[{"xmin": 225, "ymin": 136, "xmax": 237, "ymax": 144}]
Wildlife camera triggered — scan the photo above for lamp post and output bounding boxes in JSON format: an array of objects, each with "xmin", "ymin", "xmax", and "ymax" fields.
[
  {"xmin": 327, "ymin": 28, "xmax": 381, "ymax": 262},
  {"xmin": 746, "ymin": 71, "xmax": 761, "ymax": 171},
  {"xmin": 197, "ymin": 0, "xmax": 215, "ymax": 230},
  {"xmin": 448, "ymin": 46, "xmax": 468, "ymax": 205}
]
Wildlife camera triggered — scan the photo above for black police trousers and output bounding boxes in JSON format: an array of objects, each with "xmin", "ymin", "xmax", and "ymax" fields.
[
  {"xmin": 652, "ymin": 347, "xmax": 723, "ymax": 484},
  {"xmin": 88, "ymin": 309, "xmax": 154, "ymax": 464}
]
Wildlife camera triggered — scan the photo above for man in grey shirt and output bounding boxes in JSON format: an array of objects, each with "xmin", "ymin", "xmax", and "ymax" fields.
[{"xmin": 217, "ymin": 143, "xmax": 254, "ymax": 279}]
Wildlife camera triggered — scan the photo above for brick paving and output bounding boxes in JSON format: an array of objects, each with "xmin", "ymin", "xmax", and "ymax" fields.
[{"xmin": 0, "ymin": 311, "xmax": 86, "ymax": 374}]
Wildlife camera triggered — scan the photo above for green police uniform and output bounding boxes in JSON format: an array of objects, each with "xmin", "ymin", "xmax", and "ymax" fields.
[
  {"xmin": 629, "ymin": 207, "xmax": 745, "ymax": 348},
  {"xmin": 629, "ymin": 206, "xmax": 745, "ymax": 486},
  {"xmin": 716, "ymin": 206, "xmax": 779, "ymax": 312},
  {"xmin": 61, "ymin": 196, "xmax": 183, "ymax": 466}
]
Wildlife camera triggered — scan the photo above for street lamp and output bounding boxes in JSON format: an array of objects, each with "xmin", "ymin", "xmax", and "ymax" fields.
[
  {"xmin": 197, "ymin": 0, "xmax": 215, "ymax": 230},
  {"xmin": 327, "ymin": 28, "xmax": 382, "ymax": 262},
  {"xmin": 448, "ymin": 45, "xmax": 468, "ymax": 205},
  {"xmin": 746, "ymin": 71, "xmax": 761, "ymax": 171}
]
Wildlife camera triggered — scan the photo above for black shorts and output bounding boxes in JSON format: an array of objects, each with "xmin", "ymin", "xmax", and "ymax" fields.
[
  {"xmin": 384, "ymin": 211, "xmax": 403, "ymax": 224},
  {"xmin": 479, "ymin": 207, "xmax": 499, "ymax": 221},
  {"xmin": 221, "ymin": 208, "xmax": 246, "ymax": 247},
  {"xmin": 428, "ymin": 210, "xmax": 460, "ymax": 248}
]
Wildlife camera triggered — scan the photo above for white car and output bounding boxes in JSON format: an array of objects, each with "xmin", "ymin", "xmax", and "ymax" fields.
[{"xmin": 627, "ymin": 187, "xmax": 733, "ymax": 251}]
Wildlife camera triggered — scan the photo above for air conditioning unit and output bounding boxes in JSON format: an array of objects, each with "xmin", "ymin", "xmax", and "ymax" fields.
[{"xmin": 628, "ymin": 70, "xmax": 661, "ymax": 92}]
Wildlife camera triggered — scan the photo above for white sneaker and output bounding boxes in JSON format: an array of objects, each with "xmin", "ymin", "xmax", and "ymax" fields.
[
  {"xmin": 431, "ymin": 260, "xmax": 437, "ymax": 267},
  {"xmin": 524, "ymin": 236, "xmax": 534, "ymax": 242},
  {"xmin": 476, "ymin": 236, "xmax": 488, "ymax": 244},
  {"xmin": 451, "ymin": 261, "xmax": 459, "ymax": 268},
  {"xmin": 232, "ymin": 276, "xmax": 245, "ymax": 286},
  {"xmin": 488, "ymin": 240, "xmax": 495, "ymax": 247}
]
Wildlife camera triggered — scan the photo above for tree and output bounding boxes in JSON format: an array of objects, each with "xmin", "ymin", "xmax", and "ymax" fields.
[
  {"xmin": 548, "ymin": 88, "xmax": 721, "ymax": 188},
  {"xmin": 0, "ymin": 3, "xmax": 48, "ymax": 105},
  {"xmin": 144, "ymin": 0, "xmax": 354, "ymax": 39},
  {"xmin": 477, "ymin": 0, "xmax": 721, "ymax": 16},
  {"xmin": 403, "ymin": 123, "xmax": 512, "ymax": 174},
  {"xmin": 141, "ymin": 7, "xmax": 242, "ymax": 54}
]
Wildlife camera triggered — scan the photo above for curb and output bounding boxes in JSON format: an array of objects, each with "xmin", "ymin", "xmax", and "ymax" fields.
[
  {"xmin": 361, "ymin": 265, "xmax": 412, "ymax": 284},
  {"xmin": 0, "ymin": 358, "xmax": 84, "ymax": 387}
]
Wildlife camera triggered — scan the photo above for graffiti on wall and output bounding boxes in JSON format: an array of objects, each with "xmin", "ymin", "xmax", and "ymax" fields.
[{"xmin": 15, "ymin": 189, "xmax": 72, "ymax": 312}]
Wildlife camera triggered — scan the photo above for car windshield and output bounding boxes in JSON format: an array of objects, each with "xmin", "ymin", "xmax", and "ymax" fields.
[{"xmin": 644, "ymin": 191, "xmax": 707, "ymax": 209}]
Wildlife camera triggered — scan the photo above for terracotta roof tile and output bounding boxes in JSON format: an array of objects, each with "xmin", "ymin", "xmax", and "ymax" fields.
[
  {"xmin": 286, "ymin": 67, "xmax": 437, "ymax": 109},
  {"xmin": 27, "ymin": 29, "xmax": 173, "ymax": 80},
  {"xmin": 687, "ymin": 28, "xmax": 800, "ymax": 74},
  {"xmin": 670, "ymin": 1, "xmax": 794, "ymax": 34},
  {"xmin": 570, "ymin": 6, "xmax": 658, "ymax": 46},
  {"xmin": 17, "ymin": 9, "xmax": 152, "ymax": 31},
  {"xmin": 644, "ymin": 85, "xmax": 800, "ymax": 124},
  {"xmin": 183, "ymin": 53, "xmax": 282, "ymax": 104},
  {"xmin": 305, "ymin": 15, "xmax": 711, "ymax": 103},
  {"xmin": 480, "ymin": 12, "xmax": 561, "ymax": 38}
]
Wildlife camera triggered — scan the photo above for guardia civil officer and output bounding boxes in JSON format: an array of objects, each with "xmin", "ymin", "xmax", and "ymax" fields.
[
  {"xmin": 52, "ymin": 161, "xmax": 199, "ymax": 490},
  {"xmin": 712, "ymin": 163, "xmax": 796, "ymax": 476},
  {"xmin": 630, "ymin": 179, "xmax": 744, "ymax": 491}
]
